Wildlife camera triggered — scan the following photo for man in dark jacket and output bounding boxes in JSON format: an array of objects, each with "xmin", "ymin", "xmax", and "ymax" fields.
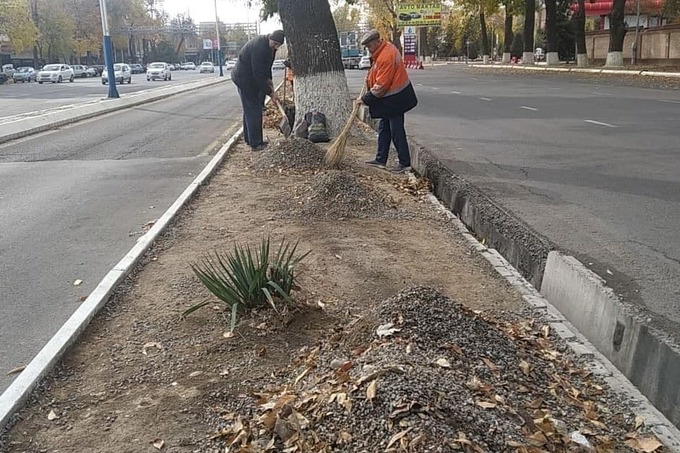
[
  {"xmin": 358, "ymin": 30, "xmax": 418, "ymax": 172},
  {"xmin": 231, "ymin": 30, "xmax": 285, "ymax": 151}
]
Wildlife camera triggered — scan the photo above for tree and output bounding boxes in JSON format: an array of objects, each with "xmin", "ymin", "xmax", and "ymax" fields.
[
  {"xmin": 572, "ymin": 0, "xmax": 587, "ymax": 66},
  {"xmin": 544, "ymin": 0, "xmax": 558, "ymax": 63},
  {"xmin": 278, "ymin": 0, "xmax": 351, "ymax": 136},
  {"xmin": 332, "ymin": 3, "xmax": 360, "ymax": 32},
  {"xmin": 364, "ymin": 0, "xmax": 402, "ymax": 49},
  {"xmin": 36, "ymin": 0, "xmax": 75, "ymax": 62},
  {"xmin": 511, "ymin": 31, "xmax": 523, "ymax": 57},
  {"xmin": 606, "ymin": 0, "xmax": 627, "ymax": 66},
  {"xmin": 523, "ymin": 0, "xmax": 536, "ymax": 63},
  {"xmin": 502, "ymin": 0, "xmax": 515, "ymax": 62},
  {"xmin": 0, "ymin": 0, "xmax": 38, "ymax": 52}
]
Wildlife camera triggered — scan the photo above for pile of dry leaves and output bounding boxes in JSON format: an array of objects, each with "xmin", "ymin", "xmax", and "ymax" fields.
[{"xmin": 207, "ymin": 287, "xmax": 663, "ymax": 453}]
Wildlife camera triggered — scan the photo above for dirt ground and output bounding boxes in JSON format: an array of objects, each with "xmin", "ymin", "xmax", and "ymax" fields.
[{"xmin": 0, "ymin": 119, "xmax": 664, "ymax": 452}]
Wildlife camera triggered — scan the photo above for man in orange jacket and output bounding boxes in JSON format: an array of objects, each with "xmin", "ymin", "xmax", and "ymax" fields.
[{"xmin": 359, "ymin": 30, "xmax": 418, "ymax": 172}]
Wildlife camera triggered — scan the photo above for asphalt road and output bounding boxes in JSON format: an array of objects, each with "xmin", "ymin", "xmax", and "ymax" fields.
[
  {"xmin": 351, "ymin": 66, "xmax": 680, "ymax": 335},
  {"xmin": 0, "ymin": 81, "xmax": 241, "ymax": 393},
  {"xmin": 0, "ymin": 68, "xmax": 227, "ymax": 119}
]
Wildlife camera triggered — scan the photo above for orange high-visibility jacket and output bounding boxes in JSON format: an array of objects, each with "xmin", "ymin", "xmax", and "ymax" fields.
[{"xmin": 366, "ymin": 40, "xmax": 410, "ymax": 98}]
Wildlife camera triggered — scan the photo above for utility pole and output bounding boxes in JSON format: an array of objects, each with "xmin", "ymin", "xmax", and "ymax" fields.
[
  {"xmin": 214, "ymin": 0, "xmax": 224, "ymax": 76},
  {"xmin": 632, "ymin": 0, "xmax": 641, "ymax": 65},
  {"xmin": 98, "ymin": 0, "xmax": 119, "ymax": 98}
]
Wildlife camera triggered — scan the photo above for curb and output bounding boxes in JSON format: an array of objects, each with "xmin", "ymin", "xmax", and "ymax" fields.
[
  {"xmin": 469, "ymin": 63, "xmax": 680, "ymax": 78},
  {"xmin": 0, "ymin": 77, "xmax": 230, "ymax": 145},
  {"xmin": 0, "ymin": 123, "xmax": 244, "ymax": 431}
]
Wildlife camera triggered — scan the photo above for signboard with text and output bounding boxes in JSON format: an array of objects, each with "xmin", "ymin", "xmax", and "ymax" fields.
[
  {"xmin": 397, "ymin": 3, "xmax": 442, "ymax": 27},
  {"xmin": 202, "ymin": 39, "xmax": 213, "ymax": 50},
  {"xmin": 403, "ymin": 35, "xmax": 417, "ymax": 62}
]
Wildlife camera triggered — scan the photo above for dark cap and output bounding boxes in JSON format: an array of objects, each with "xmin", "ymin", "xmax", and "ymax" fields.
[
  {"xmin": 269, "ymin": 30, "xmax": 285, "ymax": 44},
  {"xmin": 360, "ymin": 30, "xmax": 380, "ymax": 46}
]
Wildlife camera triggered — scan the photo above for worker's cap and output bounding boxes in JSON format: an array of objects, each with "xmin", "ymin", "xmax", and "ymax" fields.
[
  {"xmin": 269, "ymin": 30, "xmax": 285, "ymax": 44},
  {"xmin": 360, "ymin": 30, "xmax": 381, "ymax": 46}
]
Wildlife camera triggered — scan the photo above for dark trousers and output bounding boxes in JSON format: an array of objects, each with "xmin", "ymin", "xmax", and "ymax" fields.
[
  {"xmin": 237, "ymin": 87, "xmax": 266, "ymax": 147},
  {"xmin": 376, "ymin": 114, "xmax": 411, "ymax": 167}
]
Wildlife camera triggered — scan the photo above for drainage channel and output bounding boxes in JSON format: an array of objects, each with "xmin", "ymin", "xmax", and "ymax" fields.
[{"xmin": 409, "ymin": 142, "xmax": 680, "ymax": 431}]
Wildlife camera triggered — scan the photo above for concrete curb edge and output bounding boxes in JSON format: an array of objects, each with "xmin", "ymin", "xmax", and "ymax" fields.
[
  {"xmin": 468, "ymin": 63, "xmax": 680, "ymax": 78},
  {"xmin": 0, "ymin": 123, "xmax": 244, "ymax": 431}
]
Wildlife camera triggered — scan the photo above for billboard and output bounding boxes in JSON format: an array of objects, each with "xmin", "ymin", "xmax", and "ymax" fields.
[
  {"xmin": 202, "ymin": 39, "xmax": 213, "ymax": 50},
  {"xmin": 397, "ymin": 3, "xmax": 442, "ymax": 27}
]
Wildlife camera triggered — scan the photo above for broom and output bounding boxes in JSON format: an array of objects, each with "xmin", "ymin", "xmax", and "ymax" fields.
[{"xmin": 324, "ymin": 85, "xmax": 367, "ymax": 168}]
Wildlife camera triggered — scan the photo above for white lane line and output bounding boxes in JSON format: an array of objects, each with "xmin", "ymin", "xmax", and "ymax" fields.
[
  {"xmin": 591, "ymin": 91, "xmax": 614, "ymax": 96},
  {"xmin": 479, "ymin": 97, "xmax": 492, "ymax": 101},
  {"xmin": 519, "ymin": 106, "xmax": 538, "ymax": 111},
  {"xmin": 432, "ymin": 87, "xmax": 439, "ymax": 90},
  {"xmin": 659, "ymin": 99, "xmax": 680, "ymax": 104},
  {"xmin": 584, "ymin": 119, "xmax": 617, "ymax": 128},
  {"xmin": 451, "ymin": 90, "xmax": 461, "ymax": 94}
]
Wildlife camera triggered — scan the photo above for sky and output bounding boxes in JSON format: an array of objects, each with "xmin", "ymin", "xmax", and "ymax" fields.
[{"xmin": 161, "ymin": 0, "xmax": 282, "ymax": 33}]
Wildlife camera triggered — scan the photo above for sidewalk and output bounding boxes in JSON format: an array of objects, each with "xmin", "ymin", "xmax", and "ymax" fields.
[{"xmin": 1, "ymin": 98, "xmax": 679, "ymax": 451}]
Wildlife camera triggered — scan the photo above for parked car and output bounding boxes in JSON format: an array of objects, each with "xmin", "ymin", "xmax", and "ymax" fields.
[
  {"xmin": 130, "ymin": 63, "xmax": 145, "ymax": 74},
  {"xmin": 89, "ymin": 65, "xmax": 105, "ymax": 76},
  {"xmin": 2, "ymin": 64, "xmax": 15, "ymax": 78},
  {"xmin": 225, "ymin": 60, "xmax": 236, "ymax": 71},
  {"xmin": 272, "ymin": 59, "xmax": 285, "ymax": 70},
  {"xmin": 181, "ymin": 62, "xmax": 196, "ymax": 70},
  {"xmin": 85, "ymin": 66, "xmax": 98, "ymax": 77},
  {"xmin": 147, "ymin": 62, "xmax": 171, "ymax": 81},
  {"xmin": 37, "ymin": 64, "xmax": 75, "ymax": 84},
  {"xmin": 199, "ymin": 62, "xmax": 214, "ymax": 73},
  {"xmin": 13, "ymin": 67, "xmax": 37, "ymax": 82},
  {"xmin": 358, "ymin": 55, "xmax": 371, "ymax": 69},
  {"xmin": 102, "ymin": 63, "xmax": 132, "ymax": 84},
  {"xmin": 0, "ymin": 73, "xmax": 8, "ymax": 85},
  {"xmin": 71, "ymin": 65, "xmax": 88, "ymax": 78}
]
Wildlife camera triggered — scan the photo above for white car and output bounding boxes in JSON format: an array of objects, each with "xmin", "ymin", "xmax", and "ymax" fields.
[
  {"xmin": 102, "ymin": 63, "xmax": 132, "ymax": 84},
  {"xmin": 37, "ymin": 64, "xmax": 75, "ymax": 84},
  {"xmin": 71, "ymin": 65, "xmax": 88, "ymax": 78},
  {"xmin": 225, "ymin": 60, "xmax": 236, "ymax": 71},
  {"xmin": 199, "ymin": 62, "xmax": 214, "ymax": 73},
  {"xmin": 147, "ymin": 62, "xmax": 171, "ymax": 81},
  {"xmin": 181, "ymin": 62, "xmax": 196, "ymax": 70},
  {"xmin": 358, "ymin": 56, "xmax": 371, "ymax": 69}
]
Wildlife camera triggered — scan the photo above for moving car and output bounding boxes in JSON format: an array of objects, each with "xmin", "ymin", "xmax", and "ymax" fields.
[
  {"xmin": 199, "ymin": 62, "xmax": 214, "ymax": 73},
  {"xmin": 37, "ymin": 64, "xmax": 75, "ymax": 84},
  {"xmin": 358, "ymin": 55, "xmax": 371, "ymax": 69},
  {"xmin": 71, "ymin": 65, "xmax": 88, "ymax": 78},
  {"xmin": 181, "ymin": 62, "xmax": 196, "ymax": 70},
  {"xmin": 130, "ymin": 64, "xmax": 145, "ymax": 74},
  {"xmin": 12, "ymin": 67, "xmax": 37, "ymax": 83},
  {"xmin": 102, "ymin": 63, "xmax": 132, "ymax": 84},
  {"xmin": 147, "ymin": 62, "xmax": 171, "ymax": 81},
  {"xmin": 225, "ymin": 60, "xmax": 237, "ymax": 70},
  {"xmin": 272, "ymin": 59, "xmax": 285, "ymax": 70}
]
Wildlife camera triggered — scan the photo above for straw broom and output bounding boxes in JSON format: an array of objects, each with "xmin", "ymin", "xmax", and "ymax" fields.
[{"xmin": 324, "ymin": 86, "xmax": 367, "ymax": 168}]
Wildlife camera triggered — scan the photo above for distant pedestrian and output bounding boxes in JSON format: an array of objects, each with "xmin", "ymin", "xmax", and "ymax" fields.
[
  {"xmin": 231, "ymin": 30, "xmax": 285, "ymax": 151},
  {"xmin": 358, "ymin": 29, "xmax": 418, "ymax": 172}
]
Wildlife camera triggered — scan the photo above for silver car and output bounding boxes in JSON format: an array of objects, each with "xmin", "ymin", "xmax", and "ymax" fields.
[
  {"xmin": 102, "ymin": 63, "xmax": 132, "ymax": 84},
  {"xmin": 146, "ymin": 62, "xmax": 171, "ymax": 81}
]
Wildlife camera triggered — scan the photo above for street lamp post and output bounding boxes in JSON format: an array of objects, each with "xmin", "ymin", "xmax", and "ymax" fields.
[
  {"xmin": 98, "ymin": 0, "xmax": 119, "ymax": 98},
  {"xmin": 214, "ymin": 0, "xmax": 224, "ymax": 77},
  {"xmin": 632, "ymin": 0, "xmax": 641, "ymax": 65}
]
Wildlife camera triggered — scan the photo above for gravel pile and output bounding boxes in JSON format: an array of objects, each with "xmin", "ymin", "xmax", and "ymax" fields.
[
  {"xmin": 252, "ymin": 137, "xmax": 325, "ymax": 171},
  {"xmin": 209, "ymin": 287, "xmax": 655, "ymax": 452}
]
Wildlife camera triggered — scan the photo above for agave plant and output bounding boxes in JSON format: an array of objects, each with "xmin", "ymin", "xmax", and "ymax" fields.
[{"xmin": 183, "ymin": 237, "xmax": 308, "ymax": 331}]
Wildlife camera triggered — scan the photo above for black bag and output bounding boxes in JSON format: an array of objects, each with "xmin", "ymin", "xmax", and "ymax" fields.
[{"xmin": 304, "ymin": 110, "xmax": 330, "ymax": 143}]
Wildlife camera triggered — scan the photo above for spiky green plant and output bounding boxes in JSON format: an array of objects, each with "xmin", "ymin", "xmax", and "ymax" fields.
[{"xmin": 183, "ymin": 237, "xmax": 308, "ymax": 331}]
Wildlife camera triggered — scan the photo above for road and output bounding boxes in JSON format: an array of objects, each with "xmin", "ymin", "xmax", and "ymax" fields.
[
  {"xmin": 0, "ymin": 80, "xmax": 241, "ymax": 393},
  {"xmin": 354, "ymin": 66, "xmax": 680, "ymax": 336},
  {"xmin": 0, "ymin": 69, "xmax": 224, "ymax": 120}
]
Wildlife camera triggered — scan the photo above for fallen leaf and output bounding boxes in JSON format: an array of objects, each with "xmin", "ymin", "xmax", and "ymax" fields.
[
  {"xmin": 634, "ymin": 415, "xmax": 645, "ymax": 430},
  {"xmin": 481, "ymin": 357, "xmax": 499, "ymax": 374},
  {"xmin": 73, "ymin": 279, "xmax": 83, "ymax": 286},
  {"xmin": 519, "ymin": 360, "xmax": 531, "ymax": 376},
  {"xmin": 223, "ymin": 331, "xmax": 235, "ymax": 339},
  {"xmin": 466, "ymin": 376, "xmax": 483, "ymax": 391},
  {"xmin": 189, "ymin": 371, "xmax": 203, "ymax": 378},
  {"xmin": 142, "ymin": 342, "xmax": 162, "ymax": 355},
  {"xmin": 6, "ymin": 365, "xmax": 26, "ymax": 376},
  {"xmin": 376, "ymin": 323, "xmax": 401, "ymax": 338},
  {"xmin": 366, "ymin": 379, "xmax": 377, "ymax": 400},
  {"xmin": 219, "ymin": 368, "xmax": 230, "ymax": 376},
  {"xmin": 386, "ymin": 428, "xmax": 412, "ymax": 450},
  {"xmin": 494, "ymin": 394, "xmax": 506, "ymax": 405},
  {"xmin": 317, "ymin": 300, "xmax": 326, "ymax": 309},
  {"xmin": 476, "ymin": 401, "xmax": 497, "ymax": 409},
  {"xmin": 334, "ymin": 254, "xmax": 342, "ymax": 260},
  {"xmin": 435, "ymin": 358, "xmax": 451, "ymax": 368},
  {"xmin": 257, "ymin": 346, "xmax": 267, "ymax": 357},
  {"xmin": 625, "ymin": 436, "xmax": 663, "ymax": 452},
  {"xmin": 151, "ymin": 439, "xmax": 165, "ymax": 450},
  {"xmin": 405, "ymin": 343, "xmax": 413, "ymax": 354},
  {"xmin": 541, "ymin": 325, "xmax": 550, "ymax": 338},
  {"xmin": 528, "ymin": 398, "xmax": 543, "ymax": 409},
  {"xmin": 47, "ymin": 410, "xmax": 58, "ymax": 421}
]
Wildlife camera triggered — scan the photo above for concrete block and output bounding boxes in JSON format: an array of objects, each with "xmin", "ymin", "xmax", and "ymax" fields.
[
  {"xmin": 481, "ymin": 249, "xmax": 506, "ymax": 268},
  {"xmin": 523, "ymin": 294, "xmax": 548, "ymax": 308},
  {"xmin": 567, "ymin": 341, "xmax": 595, "ymax": 358},
  {"xmin": 549, "ymin": 322, "xmax": 577, "ymax": 341}
]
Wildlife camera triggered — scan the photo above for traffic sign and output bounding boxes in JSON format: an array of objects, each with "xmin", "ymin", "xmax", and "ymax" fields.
[{"xmin": 404, "ymin": 26, "xmax": 416, "ymax": 36}]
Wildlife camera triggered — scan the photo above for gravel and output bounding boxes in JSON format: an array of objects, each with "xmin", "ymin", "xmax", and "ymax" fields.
[
  {"xmin": 252, "ymin": 137, "xmax": 326, "ymax": 171},
  {"xmin": 208, "ymin": 287, "xmax": 651, "ymax": 452}
]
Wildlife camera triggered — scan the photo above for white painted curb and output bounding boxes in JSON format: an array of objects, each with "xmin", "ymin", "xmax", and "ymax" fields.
[
  {"xmin": 469, "ymin": 63, "xmax": 680, "ymax": 79},
  {"xmin": 0, "ymin": 124, "xmax": 244, "ymax": 430}
]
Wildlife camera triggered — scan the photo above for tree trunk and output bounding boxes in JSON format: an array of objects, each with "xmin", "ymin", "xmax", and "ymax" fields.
[
  {"xmin": 480, "ymin": 6, "xmax": 490, "ymax": 62},
  {"xmin": 278, "ymin": 0, "xmax": 351, "ymax": 137},
  {"xmin": 523, "ymin": 0, "xmax": 536, "ymax": 63},
  {"xmin": 573, "ymin": 0, "xmax": 588, "ymax": 66},
  {"xmin": 503, "ymin": 10, "xmax": 513, "ymax": 63},
  {"xmin": 606, "ymin": 0, "xmax": 627, "ymax": 66},
  {"xmin": 545, "ymin": 0, "xmax": 559, "ymax": 64}
]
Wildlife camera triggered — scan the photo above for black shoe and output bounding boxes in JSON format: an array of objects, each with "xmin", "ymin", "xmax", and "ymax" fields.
[
  {"xmin": 365, "ymin": 159, "xmax": 386, "ymax": 168},
  {"xmin": 391, "ymin": 164, "xmax": 411, "ymax": 173},
  {"xmin": 251, "ymin": 142, "xmax": 269, "ymax": 151}
]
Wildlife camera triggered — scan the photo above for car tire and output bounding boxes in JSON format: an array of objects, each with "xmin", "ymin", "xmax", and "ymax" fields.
[
  {"xmin": 102, "ymin": 80, "xmax": 106, "ymax": 85},
  {"xmin": 57, "ymin": 76, "xmax": 62, "ymax": 83},
  {"xmin": 147, "ymin": 77, "xmax": 150, "ymax": 81},
  {"xmin": 127, "ymin": 77, "xmax": 132, "ymax": 84},
  {"xmin": 69, "ymin": 75, "xmax": 74, "ymax": 82},
  {"xmin": 39, "ymin": 81, "xmax": 43, "ymax": 84},
  {"xmin": 169, "ymin": 75, "xmax": 172, "ymax": 81}
]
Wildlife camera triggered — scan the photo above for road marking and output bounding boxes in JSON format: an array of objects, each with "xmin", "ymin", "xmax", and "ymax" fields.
[
  {"xmin": 519, "ymin": 106, "xmax": 538, "ymax": 111},
  {"xmin": 584, "ymin": 119, "xmax": 617, "ymax": 128},
  {"xmin": 659, "ymin": 99, "xmax": 680, "ymax": 104},
  {"xmin": 432, "ymin": 87, "xmax": 439, "ymax": 90},
  {"xmin": 451, "ymin": 90, "xmax": 461, "ymax": 94},
  {"xmin": 591, "ymin": 91, "xmax": 613, "ymax": 96},
  {"xmin": 479, "ymin": 97, "xmax": 492, "ymax": 101}
]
